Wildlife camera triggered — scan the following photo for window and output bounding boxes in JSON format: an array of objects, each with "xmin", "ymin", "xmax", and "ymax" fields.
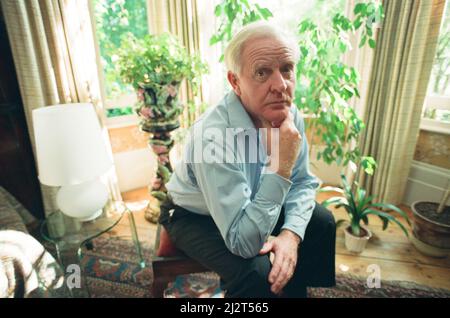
[
  {"xmin": 93, "ymin": 0, "xmax": 148, "ymax": 125},
  {"xmin": 421, "ymin": 0, "xmax": 450, "ymax": 134}
]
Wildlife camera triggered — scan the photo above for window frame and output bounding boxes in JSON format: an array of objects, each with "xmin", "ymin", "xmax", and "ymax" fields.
[{"xmin": 420, "ymin": 95, "xmax": 450, "ymax": 135}]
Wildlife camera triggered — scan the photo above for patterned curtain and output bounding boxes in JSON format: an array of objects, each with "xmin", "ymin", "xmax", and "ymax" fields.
[{"xmin": 356, "ymin": 0, "xmax": 446, "ymax": 204}]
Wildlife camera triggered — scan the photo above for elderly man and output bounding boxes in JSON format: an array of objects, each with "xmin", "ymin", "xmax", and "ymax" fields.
[{"xmin": 160, "ymin": 21, "xmax": 336, "ymax": 298}]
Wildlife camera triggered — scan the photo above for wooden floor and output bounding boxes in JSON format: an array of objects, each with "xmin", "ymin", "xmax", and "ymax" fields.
[{"xmin": 114, "ymin": 187, "xmax": 450, "ymax": 291}]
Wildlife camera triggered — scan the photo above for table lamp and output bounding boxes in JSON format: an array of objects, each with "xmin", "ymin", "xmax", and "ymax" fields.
[{"xmin": 32, "ymin": 103, "xmax": 113, "ymax": 221}]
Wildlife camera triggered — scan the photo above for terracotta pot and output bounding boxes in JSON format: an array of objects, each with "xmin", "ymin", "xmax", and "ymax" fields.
[
  {"xmin": 411, "ymin": 201, "xmax": 450, "ymax": 258},
  {"xmin": 344, "ymin": 225, "xmax": 372, "ymax": 253}
]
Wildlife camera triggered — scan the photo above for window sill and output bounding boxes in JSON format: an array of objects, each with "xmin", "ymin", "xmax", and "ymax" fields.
[
  {"xmin": 420, "ymin": 118, "xmax": 450, "ymax": 135},
  {"xmin": 105, "ymin": 114, "xmax": 140, "ymax": 129}
]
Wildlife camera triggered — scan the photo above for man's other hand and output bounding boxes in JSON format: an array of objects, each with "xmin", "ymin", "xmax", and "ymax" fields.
[{"xmin": 259, "ymin": 229, "xmax": 301, "ymax": 295}]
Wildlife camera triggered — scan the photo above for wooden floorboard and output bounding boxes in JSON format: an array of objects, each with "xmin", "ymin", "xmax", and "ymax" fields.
[{"xmin": 335, "ymin": 254, "xmax": 450, "ymax": 290}]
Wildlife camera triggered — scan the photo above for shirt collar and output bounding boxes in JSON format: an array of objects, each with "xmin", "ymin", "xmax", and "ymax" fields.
[{"xmin": 226, "ymin": 91, "xmax": 256, "ymax": 130}]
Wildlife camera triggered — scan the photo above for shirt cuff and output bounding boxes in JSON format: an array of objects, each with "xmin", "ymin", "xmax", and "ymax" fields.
[
  {"xmin": 257, "ymin": 173, "xmax": 292, "ymax": 205},
  {"xmin": 281, "ymin": 212, "xmax": 313, "ymax": 242}
]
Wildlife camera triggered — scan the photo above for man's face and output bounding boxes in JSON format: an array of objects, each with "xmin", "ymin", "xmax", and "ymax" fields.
[{"xmin": 228, "ymin": 36, "xmax": 296, "ymax": 127}]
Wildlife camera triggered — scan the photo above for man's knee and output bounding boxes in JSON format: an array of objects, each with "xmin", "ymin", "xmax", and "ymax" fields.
[
  {"xmin": 313, "ymin": 202, "xmax": 336, "ymax": 235},
  {"xmin": 302, "ymin": 203, "xmax": 336, "ymax": 247},
  {"xmin": 224, "ymin": 255, "xmax": 275, "ymax": 298}
]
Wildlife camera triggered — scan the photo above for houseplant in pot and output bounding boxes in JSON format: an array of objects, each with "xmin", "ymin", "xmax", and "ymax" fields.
[
  {"xmin": 320, "ymin": 173, "xmax": 411, "ymax": 253},
  {"xmin": 410, "ymin": 184, "xmax": 450, "ymax": 258},
  {"xmin": 116, "ymin": 33, "xmax": 207, "ymax": 223}
]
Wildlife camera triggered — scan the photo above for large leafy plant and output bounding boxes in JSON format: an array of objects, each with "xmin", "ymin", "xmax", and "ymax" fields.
[
  {"xmin": 320, "ymin": 174, "xmax": 411, "ymax": 237},
  {"xmin": 295, "ymin": 2, "xmax": 383, "ymax": 174},
  {"xmin": 116, "ymin": 33, "xmax": 207, "ymax": 94},
  {"xmin": 116, "ymin": 33, "xmax": 208, "ymax": 125}
]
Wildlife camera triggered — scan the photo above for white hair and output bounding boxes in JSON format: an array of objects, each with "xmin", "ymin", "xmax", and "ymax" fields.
[{"xmin": 224, "ymin": 21, "xmax": 299, "ymax": 75}]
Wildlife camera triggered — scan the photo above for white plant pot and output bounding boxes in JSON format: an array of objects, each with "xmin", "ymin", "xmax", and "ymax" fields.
[{"xmin": 344, "ymin": 225, "xmax": 372, "ymax": 253}]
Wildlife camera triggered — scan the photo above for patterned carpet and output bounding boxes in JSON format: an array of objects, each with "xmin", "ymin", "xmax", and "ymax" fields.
[{"xmin": 80, "ymin": 235, "xmax": 450, "ymax": 298}]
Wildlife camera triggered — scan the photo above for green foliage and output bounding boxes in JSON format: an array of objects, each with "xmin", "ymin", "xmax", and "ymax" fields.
[
  {"xmin": 295, "ymin": 1, "xmax": 383, "ymax": 172},
  {"xmin": 210, "ymin": 0, "xmax": 273, "ymax": 61},
  {"xmin": 106, "ymin": 106, "xmax": 134, "ymax": 118},
  {"xmin": 93, "ymin": 0, "xmax": 148, "ymax": 98},
  {"xmin": 116, "ymin": 33, "xmax": 208, "ymax": 93},
  {"xmin": 320, "ymin": 174, "xmax": 411, "ymax": 237}
]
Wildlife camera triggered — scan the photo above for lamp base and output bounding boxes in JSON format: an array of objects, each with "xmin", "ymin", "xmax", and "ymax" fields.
[
  {"xmin": 57, "ymin": 179, "xmax": 109, "ymax": 220},
  {"xmin": 77, "ymin": 209, "xmax": 103, "ymax": 222}
]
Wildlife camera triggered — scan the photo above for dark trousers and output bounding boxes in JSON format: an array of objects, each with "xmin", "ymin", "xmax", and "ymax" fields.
[{"xmin": 159, "ymin": 198, "xmax": 336, "ymax": 298}]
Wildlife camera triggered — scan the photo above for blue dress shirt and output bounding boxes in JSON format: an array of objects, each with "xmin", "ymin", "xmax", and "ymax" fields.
[{"xmin": 166, "ymin": 91, "xmax": 320, "ymax": 259}]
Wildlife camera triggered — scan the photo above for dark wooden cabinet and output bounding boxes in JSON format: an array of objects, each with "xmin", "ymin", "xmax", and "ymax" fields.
[{"xmin": 0, "ymin": 9, "xmax": 44, "ymax": 219}]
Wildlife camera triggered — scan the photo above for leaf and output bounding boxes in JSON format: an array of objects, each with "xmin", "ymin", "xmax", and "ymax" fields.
[
  {"xmin": 361, "ymin": 214, "xmax": 369, "ymax": 226},
  {"xmin": 353, "ymin": 17, "xmax": 363, "ymax": 30},
  {"xmin": 318, "ymin": 186, "xmax": 344, "ymax": 194},
  {"xmin": 321, "ymin": 196, "xmax": 349, "ymax": 208},
  {"xmin": 361, "ymin": 209, "xmax": 410, "ymax": 237},
  {"xmin": 378, "ymin": 216, "xmax": 389, "ymax": 231},
  {"xmin": 298, "ymin": 20, "xmax": 312, "ymax": 33},
  {"xmin": 258, "ymin": 8, "xmax": 273, "ymax": 19},
  {"xmin": 366, "ymin": 3, "xmax": 375, "ymax": 14},
  {"xmin": 224, "ymin": 3, "xmax": 235, "ymax": 22},
  {"xmin": 363, "ymin": 164, "xmax": 374, "ymax": 175},
  {"xmin": 214, "ymin": 5, "xmax": 222, "ymax": 17},
  {"xmin": 370, "ymin": 203, "xmax": 411, "ymax": 224},
  {"xmin": 356, "ymin": 187, "xmax": 368, "ymax": 211},
  {"xmin": 340, "ymin": 174, "xmax": 354, "ymax": 202},
  {"xmin": 300, "ymin": 46, "xmax": 309, "ymax": 57},
  {"xmin": 343, "ymin": 84, "xmax": 354, "ymax": 96},
  {"xmin": 354, "ymin": 3, "xmax": 365, "ymax": 15},
  {"xmin": 359, "ymin": 34, "xmax": 367, "ymax": 48},
  {"xmin": 209, "ymin": 34, "xmax": 220, "ymax": 45},
  {"xmin": 336, "ymin": 219, "xmax": 347, "ymax": 228},
  {"xmin": 369, "ymin": 38, "xmax": 376, "ymax": 49}
]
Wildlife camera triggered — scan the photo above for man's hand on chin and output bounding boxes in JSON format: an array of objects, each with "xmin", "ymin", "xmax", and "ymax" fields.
[{"xmin": 259, "ymin": 229, "xmax": 301, "ymax": 295}]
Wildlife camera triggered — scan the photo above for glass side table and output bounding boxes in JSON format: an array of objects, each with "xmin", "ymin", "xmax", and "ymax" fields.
[{"xmin": 40, "ymin": 200, "xmax": 145, "ymax": 298}]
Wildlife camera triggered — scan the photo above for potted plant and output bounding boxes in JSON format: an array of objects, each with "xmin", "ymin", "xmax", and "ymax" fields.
[
  {"xmin": 410, "ymin": 184, "xmax": 450, "ymax": 258},
  {"xmin": 320, "ymin": 173, "xmax": 411, "ymax": 253},
  {"xmin": 116, "ymin": 33, "xmax": 208, "ymax": 222}
]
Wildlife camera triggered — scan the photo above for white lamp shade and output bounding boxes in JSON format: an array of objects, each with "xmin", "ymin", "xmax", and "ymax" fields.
[{"xmin": 33, "ymin": 103, "xmax": 113, "ymax": 186}]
